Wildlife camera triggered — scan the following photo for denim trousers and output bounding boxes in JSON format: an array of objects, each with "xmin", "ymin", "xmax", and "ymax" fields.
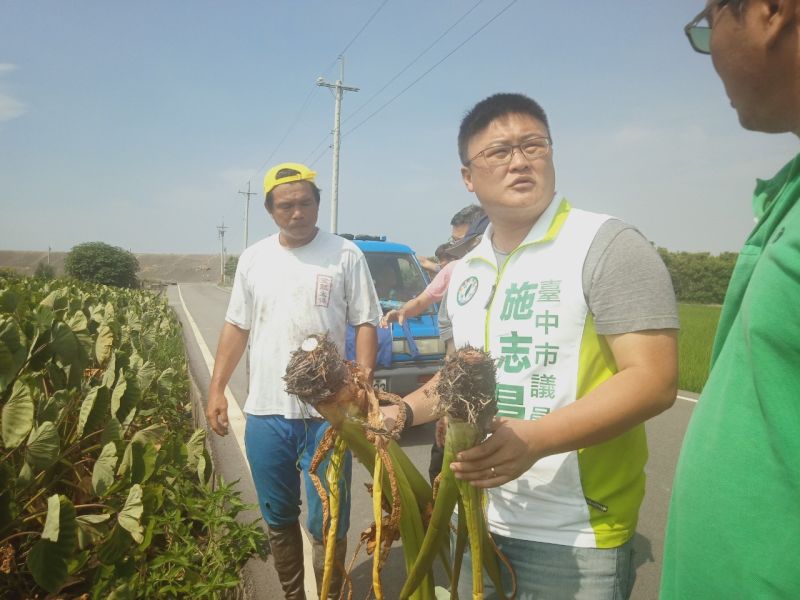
[
  {"xmin": 453, "ymin": 530, "xmax": 635, "ymax": 600},
  {"xmin": 244, "ymin": 414, "xmax": 352, "ymax": 541}
]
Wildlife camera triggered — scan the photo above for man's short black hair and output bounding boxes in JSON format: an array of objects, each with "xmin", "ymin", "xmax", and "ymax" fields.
[
  {"xmin": 458, "ymin": 93, "xmax": 551, "ymax": 166},
  {"xmin": 450, "ymin": 204, "xmax": 485, "ymax": 227},
  {"xmin": 265, "ymin": 168, "xmax": 322, "ymax": 211}
]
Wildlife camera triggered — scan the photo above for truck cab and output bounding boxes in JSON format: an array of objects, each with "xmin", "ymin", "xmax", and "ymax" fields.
[{"xmin": 343, "ymin": 235, "xmax": 445, "ymax": 396}]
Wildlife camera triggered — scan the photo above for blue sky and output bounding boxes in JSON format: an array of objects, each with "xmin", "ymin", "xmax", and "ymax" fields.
[{"xmin": 1, "ymin": 0, "xmax": 797, "ymax": 257}]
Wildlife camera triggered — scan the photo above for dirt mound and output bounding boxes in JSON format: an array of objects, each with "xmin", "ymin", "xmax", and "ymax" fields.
[{"xmin": 0, "ymin": 250, "xmax": 220, "ymax": 283}]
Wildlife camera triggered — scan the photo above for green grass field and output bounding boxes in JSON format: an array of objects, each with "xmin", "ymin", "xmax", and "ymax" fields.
[{"xmin": 678, "ymin": 303, "xmax": 722, "ymax": 393}]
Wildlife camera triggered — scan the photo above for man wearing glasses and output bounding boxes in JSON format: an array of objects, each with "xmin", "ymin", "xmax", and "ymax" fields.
[
  {"xmin": 662, "ymin": 1, "xmax": 800, "ymax": 597},
  {"xmin": 398, "ymin": 92, "xmax": 679, "ymax": 598}
]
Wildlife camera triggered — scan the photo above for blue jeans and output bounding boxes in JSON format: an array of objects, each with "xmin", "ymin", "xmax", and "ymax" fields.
[
  {"xmin": 244, "ymin": 414, "xmax": 352, "ymax": 541},
  {"xmin": 454, "ymin": 531, "xmax": 635, "ymax": 600}
]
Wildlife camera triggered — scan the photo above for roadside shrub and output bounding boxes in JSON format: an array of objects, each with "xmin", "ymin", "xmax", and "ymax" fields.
[
  {"xmin": 33, "ymin": 262, "xmax": 55, "ymax": 280},
  {"xmin": 224, "ymin": 255, "xmax": 238, "ymax": 282},
  {"xmin": 658, "ymin": 248, "xmax": 737, "ymax": 304},
  {"xmin": 65, "ymin": 242, "xmax": 140, "ymax": 289}
]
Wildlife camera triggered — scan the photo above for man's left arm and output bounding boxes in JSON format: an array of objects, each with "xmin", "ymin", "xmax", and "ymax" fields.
[{"xmin": 451, "ymin": 328, "xmax": 678, "ymax": 486}]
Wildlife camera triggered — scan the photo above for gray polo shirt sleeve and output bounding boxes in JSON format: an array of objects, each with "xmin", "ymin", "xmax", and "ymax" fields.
[{"xmin": 582, "ymin": 219, "xmax": 680, "ymax": 335}]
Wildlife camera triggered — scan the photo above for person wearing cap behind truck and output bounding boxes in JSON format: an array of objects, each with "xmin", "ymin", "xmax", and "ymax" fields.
[
  {"xmin": 417, "ymin": 204, "xmax": 485, "ymax": 275},
  {"xmin": 205, "ymin": 162, "xmax": 381, "ymax": 599}
]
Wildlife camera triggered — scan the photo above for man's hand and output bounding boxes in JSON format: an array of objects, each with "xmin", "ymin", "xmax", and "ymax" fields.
[
  {"xmin": 380, "ymin": 309, "xmax": 406, "ymax": 328},
  {"xmin": 450, "ymin": 417, "xmax": 539, "ymax": 488},
  {"xmin": 417, "ymin": 255, "xmax": 440, "ymax": 274},
  {"xmin": 206, "ymin": 389, "xmax": 230, "ymax": 436}
]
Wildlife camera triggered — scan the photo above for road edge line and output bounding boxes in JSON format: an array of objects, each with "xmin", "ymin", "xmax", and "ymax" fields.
[{"xmin": 176, "ymin": 285, "xmax": 317, "ymax": 598}]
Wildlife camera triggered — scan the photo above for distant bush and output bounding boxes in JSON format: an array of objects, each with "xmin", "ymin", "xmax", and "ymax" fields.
[
  {"xmin": 65, "ymin": 242, "xmax": 139, "ymax": 288},
  {"xmin": 224, "ymin": 255, "xmax": 238, "ymax": 282},
  {"xmin": 658, "ymin": 248, "xmax": 738, "ymax": 304},
  {"xmin": 33, "ymin": 261, "xmax": 55, "ymax": 280}
]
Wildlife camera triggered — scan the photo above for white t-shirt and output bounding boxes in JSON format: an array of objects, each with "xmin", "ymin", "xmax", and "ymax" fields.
[{"xmin": 225, "ymin": 230, "xmax": 382, "ymax": 417}]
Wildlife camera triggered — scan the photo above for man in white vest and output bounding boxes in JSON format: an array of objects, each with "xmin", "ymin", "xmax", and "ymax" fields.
[{"xmin": 400, "ymin": 93, "xmax": 680, "ymax": 599}]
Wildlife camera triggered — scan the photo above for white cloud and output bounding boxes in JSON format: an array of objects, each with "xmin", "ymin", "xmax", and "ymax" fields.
[
  {"xmin": 0, "ymin": 93, "xmax": 25, "ymax": 122},
  {"xmin": 613, "ymin": 126, "xmax": 658, "ymax": 146},
  {"xmin": 0, "ymin": 63, "xmax": 25, "ymax": 122}
]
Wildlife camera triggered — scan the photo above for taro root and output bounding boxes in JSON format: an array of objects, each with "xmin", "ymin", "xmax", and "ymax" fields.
[
  {"xmin": 402, "ymin": 346, "xmax": 514, "ymax": 600},
  {"xmin": 284, "ymin": 334, "xmax": 436, "ymax": 600}
]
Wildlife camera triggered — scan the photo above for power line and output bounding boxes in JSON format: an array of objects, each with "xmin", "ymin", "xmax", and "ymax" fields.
[
  {"xmin": 337, "ymin": 0, "xmax": 391, "ymax": 59},
  {"xmin": 250, "ymin": 0, "xmax": 392, "ymax": 180},
  {"xmin": 245, "ymin": 84, "xmax": 317, "ymax": 184},
  {"xmin": 304, "ymin": 0, "xmax": 484, "ymax": 164},
  {"xmin": 342, "ymin": 0, "xmax": 486, "ymax": 126},
  {"xmin": 343, "ymin": 0, "xmax": 518, "ymax": 138}
]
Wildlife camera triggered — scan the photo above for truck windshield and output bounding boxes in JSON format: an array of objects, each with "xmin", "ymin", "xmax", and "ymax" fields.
[{"xmin": 363, "ymin": 252, "xmax": 434, "ymax": 314}]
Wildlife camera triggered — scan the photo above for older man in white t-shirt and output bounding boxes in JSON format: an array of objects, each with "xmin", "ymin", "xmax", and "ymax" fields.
[{"xmin": 206, "ymin": 162, "xmax": 381, "ymax": 599}]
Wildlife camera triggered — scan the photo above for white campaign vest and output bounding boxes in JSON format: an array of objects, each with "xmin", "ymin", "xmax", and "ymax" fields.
[{"xmin": 447, "ymin": 199, "xmax": 647, "ymax": 549}]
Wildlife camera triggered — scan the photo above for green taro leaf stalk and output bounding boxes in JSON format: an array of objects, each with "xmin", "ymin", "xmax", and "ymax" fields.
[
  {"xmin": 26, "ymin": 494, "xmax": 78, "ymax": 593},
  {"xmin": 2, "ymin": 379, "xmax": 34, "ymax": 448}
]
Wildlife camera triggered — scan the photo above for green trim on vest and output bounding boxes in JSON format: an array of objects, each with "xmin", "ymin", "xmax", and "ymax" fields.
[
  {"xmin": 576, "ymin": 314, "xmax": 647, "ymax": 548},
  {"xmin": 481, "ymin": 199, "xmax": 573, "ymax": 350}
]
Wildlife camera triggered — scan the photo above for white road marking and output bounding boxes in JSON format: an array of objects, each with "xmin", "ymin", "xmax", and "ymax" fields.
[
  {"xmin": 177, "ymin": 285, "xmax": 318, "ymax": 599},
  {"xmin": 676, "ymin": 393, "xmax": 698, "ymax": 403}
]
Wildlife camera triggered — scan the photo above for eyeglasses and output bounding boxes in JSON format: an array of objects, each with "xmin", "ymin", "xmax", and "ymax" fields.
[
  {"xmin": 469, "ymin": 137, "xmax": 552, "ymax": 168},
  {"xmin": 684, "ymin": 0, "xmax": 731, "ymax": 54}
]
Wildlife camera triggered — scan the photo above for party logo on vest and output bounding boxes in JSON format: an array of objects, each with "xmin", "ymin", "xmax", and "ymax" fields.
[{"xmin": 456, "ymin": 276, "xmax": 479, "ymax": 306}]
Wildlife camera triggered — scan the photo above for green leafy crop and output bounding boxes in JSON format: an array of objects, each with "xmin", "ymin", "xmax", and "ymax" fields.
[{"xmin": 0, "ymin": 275, "xmax": 266, "ymax": 598}]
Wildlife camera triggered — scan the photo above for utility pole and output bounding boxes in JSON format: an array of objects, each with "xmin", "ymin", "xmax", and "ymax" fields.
[
  {"xmin": 317, "ymin": 56, "xmax": 359, "ymax": 234},
  {"xmin": 238, "ymin": 181, "xmax": 257, "ymax": 252},
  {"xmin": 217, "ymin": 222, "xmax": 228, "ymax": 285}
]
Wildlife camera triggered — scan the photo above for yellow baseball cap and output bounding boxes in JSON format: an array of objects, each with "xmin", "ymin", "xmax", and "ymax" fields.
[{"xmin": 263, "ymin": 162, "xmax": 317, "ymax": 196}]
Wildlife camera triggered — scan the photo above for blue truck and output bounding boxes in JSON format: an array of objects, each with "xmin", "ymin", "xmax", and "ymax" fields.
[{"xmin": 343, "ymin": 235, "xmax": 445, "ymax": 396}]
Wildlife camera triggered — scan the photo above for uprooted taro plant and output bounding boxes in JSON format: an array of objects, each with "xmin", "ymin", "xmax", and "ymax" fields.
[{"xmin": 284, "ymin": 334, "xmax": 514, "ymax": 600}]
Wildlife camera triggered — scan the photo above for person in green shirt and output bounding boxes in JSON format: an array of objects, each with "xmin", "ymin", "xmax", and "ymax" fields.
[{"xmin": 661, "ymin": 1, "xmax": 800, "ymax": 597}]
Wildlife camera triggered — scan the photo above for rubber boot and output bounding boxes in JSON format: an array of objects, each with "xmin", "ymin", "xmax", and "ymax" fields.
[
  {"xmin": 312, "ymin": 537, "xmax": 348, "ymax": 600},
  {"xmin": 267, "ymin": 522, "xmax": 306, "ymax": 600}
]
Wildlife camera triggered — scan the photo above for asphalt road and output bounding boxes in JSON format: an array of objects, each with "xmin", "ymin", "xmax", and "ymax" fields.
[{"xmin": 168, "ymin": 282, "xmax": 695, "ymax": 600}]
